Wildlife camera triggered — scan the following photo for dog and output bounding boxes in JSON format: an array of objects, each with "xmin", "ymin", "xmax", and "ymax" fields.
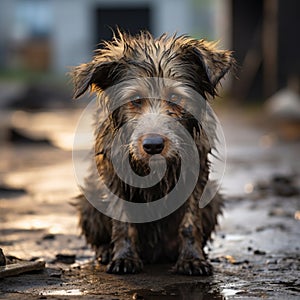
[{"xmin": 71, "ymin": 31, "xmax": 233, "ymax": 275}]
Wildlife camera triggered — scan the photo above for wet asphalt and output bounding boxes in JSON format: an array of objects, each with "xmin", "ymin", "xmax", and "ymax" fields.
[{"xmin": 0, "ymin": 107, "xmax": 299, "ymax": 299}]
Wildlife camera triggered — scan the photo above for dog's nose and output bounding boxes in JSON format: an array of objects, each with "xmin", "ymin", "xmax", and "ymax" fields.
[{"xmin": 142, "ymin": 135, "xmax": 165, "ymax": 155}]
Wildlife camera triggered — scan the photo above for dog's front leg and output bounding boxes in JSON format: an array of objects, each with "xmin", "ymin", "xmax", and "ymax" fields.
[
  {"xmin": 174, "ymin": 200, "xmax": 213, "ymax": 276},
  {"xmin": 107, "ymin": 221, "xmax": 143, "ymax": 274}
]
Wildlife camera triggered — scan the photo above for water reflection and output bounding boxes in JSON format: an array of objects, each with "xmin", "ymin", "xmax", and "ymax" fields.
[{"xmin": 132, "ymin": 283, "xmax": 225, "ymax": 300}]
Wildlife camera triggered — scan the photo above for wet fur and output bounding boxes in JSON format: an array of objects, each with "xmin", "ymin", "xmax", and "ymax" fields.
[{"xmin": 71, "ymin": 31, "xmax": 233, "ymax": 275}]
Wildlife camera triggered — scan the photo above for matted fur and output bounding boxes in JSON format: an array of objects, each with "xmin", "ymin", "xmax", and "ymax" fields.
[{"xmin": 71, "ymin": 31, "xmax": 234, "ymax": 275}]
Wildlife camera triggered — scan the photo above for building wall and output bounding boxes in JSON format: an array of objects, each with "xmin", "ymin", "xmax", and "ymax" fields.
[
  {"xmin": 51, "ymin": 0, "xmax": 93, "ymax": 72},
  {"xmin": 0, "ymin": 0, "xmax": 224, "ymax": 74},
  {"xmin": 51, "ymin": 0, "xmax": 193, "ymax": 72},
  {"xmin": 0, "ymin": 0, "xmax": 18, "ymax": 68}
]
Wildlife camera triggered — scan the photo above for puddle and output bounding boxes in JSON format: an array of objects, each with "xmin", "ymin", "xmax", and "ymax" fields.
[
  {"xmin": 224, "ymin": 234, "xmax": 246, "ymax": 242},
  {"xmin": 131, "ymin": 283, "xmax": 224, "ymax": 300},
  {"xmin": 41, "ymin": 288, "xmax": 83, "ymax": 296},
  {"xmin": 222, "ymin": 288, "xmax": 244, "ymax": 297}
]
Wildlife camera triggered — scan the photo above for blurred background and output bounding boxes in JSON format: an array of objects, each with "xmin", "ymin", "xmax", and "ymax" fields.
[
  {"xmin": 0, "ymin": 0, "xmax": 300, "ymax": 102},
  {"xmin": 0, "ymin": 1, "xmax": 299, "ymax": 297}
]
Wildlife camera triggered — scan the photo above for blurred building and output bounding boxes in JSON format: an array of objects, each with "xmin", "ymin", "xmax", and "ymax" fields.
[
  {"xmin": 1, "ymin": 0, "xmax": 225, "ymax": 74},
  {"xmin": 5, "ymin": 0, "xmax": 300, "ymax": 104}
]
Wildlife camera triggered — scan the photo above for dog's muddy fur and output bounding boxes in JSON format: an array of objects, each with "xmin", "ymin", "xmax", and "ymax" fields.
[{"xmin": 71, "ymin": 31, "xmax": 234, "ymax": 275}]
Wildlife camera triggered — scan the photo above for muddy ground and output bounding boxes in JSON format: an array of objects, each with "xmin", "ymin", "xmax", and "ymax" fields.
[{"xmin": 0, "ymin": 106, "xmax": 299, "ymax": 299}]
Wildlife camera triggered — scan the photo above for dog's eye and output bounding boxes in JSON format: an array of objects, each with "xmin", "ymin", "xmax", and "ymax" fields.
[
  {"xmin": 130, "ymin": 95, "xmax": 143, "ymax": 107},
  {"xmin": 168, "ymin": 93, "xmax": 183, "ymax": 106}
]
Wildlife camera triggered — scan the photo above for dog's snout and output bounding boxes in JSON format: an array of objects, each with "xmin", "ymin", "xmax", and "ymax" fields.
[{"xmin": 142, "ymin": 135, "xmax": 165, "ymax": 155}]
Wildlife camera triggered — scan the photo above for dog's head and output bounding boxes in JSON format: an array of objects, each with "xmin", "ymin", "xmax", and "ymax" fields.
[
  {"xmin": 72, "ymin": 31, "xmax": 233, "ymax": 99},
  {"xmin": 71, "ymin": 31, "xmax": 234, "ymax": 163}
]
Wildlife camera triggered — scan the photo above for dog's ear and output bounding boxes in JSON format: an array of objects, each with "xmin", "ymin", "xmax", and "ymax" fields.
[
  {"xmin": 71, "ymin": 61, "xmax": 123, "ymax": 99},
  {"xmin": 183, "ymin": 40, "xmax": 234, "ymax": 97},
  {"xmin": 195, "ymin": 43, "xmax": 233, "ymax": 88}
]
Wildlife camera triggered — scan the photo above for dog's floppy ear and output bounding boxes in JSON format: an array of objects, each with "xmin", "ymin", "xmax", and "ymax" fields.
[
  {"xmin": 196, "ymin": 43, "xmax": 233, "ymax": 88},
  {"xmin": 71, "ymin": 61, "xmax": 123, "ymax": 99},
  {"xmin": 184, "ymin": 40, "xmax": 234, "ymax": 97}
]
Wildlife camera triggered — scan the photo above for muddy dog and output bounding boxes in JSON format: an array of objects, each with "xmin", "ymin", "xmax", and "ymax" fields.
[{"xmin": 71, "ymin": 31, "xmax": 233, "ymax": 275}]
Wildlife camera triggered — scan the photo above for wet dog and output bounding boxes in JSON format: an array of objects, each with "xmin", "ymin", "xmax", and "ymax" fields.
[{"xmin": 71, "ymin": 31, "xmax": 233, "ymax": 275}]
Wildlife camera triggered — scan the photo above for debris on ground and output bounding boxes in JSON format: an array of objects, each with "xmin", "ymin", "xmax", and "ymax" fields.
[
  {"xmin": 0, "ymin": 260, "xmax": 45, "ymax": 279},
  {"xmin": 256, "ymin": 173, "xmax": 299, "ymax": 197},
  {"xmin": 7, "ymin": 127, "xmax": 54, "ymax": 146},
  {"xmin": 0, "ymin": 184, "xmax": 27, "ymax": 197},
  {"xmin": 54, "ymin": 253, "xmax": 76, "ymax": 264},
  {"xmin": 0, "ymin": 249, "xmax": 6, "ymax": 266}
]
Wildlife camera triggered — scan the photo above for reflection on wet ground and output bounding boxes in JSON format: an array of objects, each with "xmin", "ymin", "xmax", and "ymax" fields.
[
  {"xmin": 131, "ymin": 282, "xmax": 225, "ymax": 299},
  {"xmin": 0, "ymin": 108, "xmax": 299, "ymax": 299}
]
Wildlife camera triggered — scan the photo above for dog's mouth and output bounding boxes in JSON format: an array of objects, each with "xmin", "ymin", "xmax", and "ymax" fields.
[
  {"xmin": 128, "ymin": 151, "xmax": 165, "ymax": 177},
  {"xmin": 128, "ymin": 147, "xmax": 180, "ymax": 179}
]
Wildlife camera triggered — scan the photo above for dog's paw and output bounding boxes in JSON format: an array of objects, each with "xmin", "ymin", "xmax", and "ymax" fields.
[
  {"xmin": 173, "ymin": 258, "xmax": 213, "ymax": 276},
  {"xmin": 106, "ymin": 257, "xmax": 143, "ymax": 274}
]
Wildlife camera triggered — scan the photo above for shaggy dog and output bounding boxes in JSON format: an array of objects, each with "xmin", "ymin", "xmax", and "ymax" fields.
[{"xmin": 71, "ymin": 31, "xmax": 233, "ymax": 275}]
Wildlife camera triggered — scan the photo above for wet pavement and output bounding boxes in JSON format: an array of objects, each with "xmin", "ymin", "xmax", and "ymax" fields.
[{"xmin": 0, "ymin": 106, "xmax": 299, "ymax": 299}]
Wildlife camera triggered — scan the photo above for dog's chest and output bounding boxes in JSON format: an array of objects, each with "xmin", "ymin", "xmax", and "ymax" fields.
[{"xmin": 136, "ymin": 207, "xmax": 184, "ymax": 262}]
